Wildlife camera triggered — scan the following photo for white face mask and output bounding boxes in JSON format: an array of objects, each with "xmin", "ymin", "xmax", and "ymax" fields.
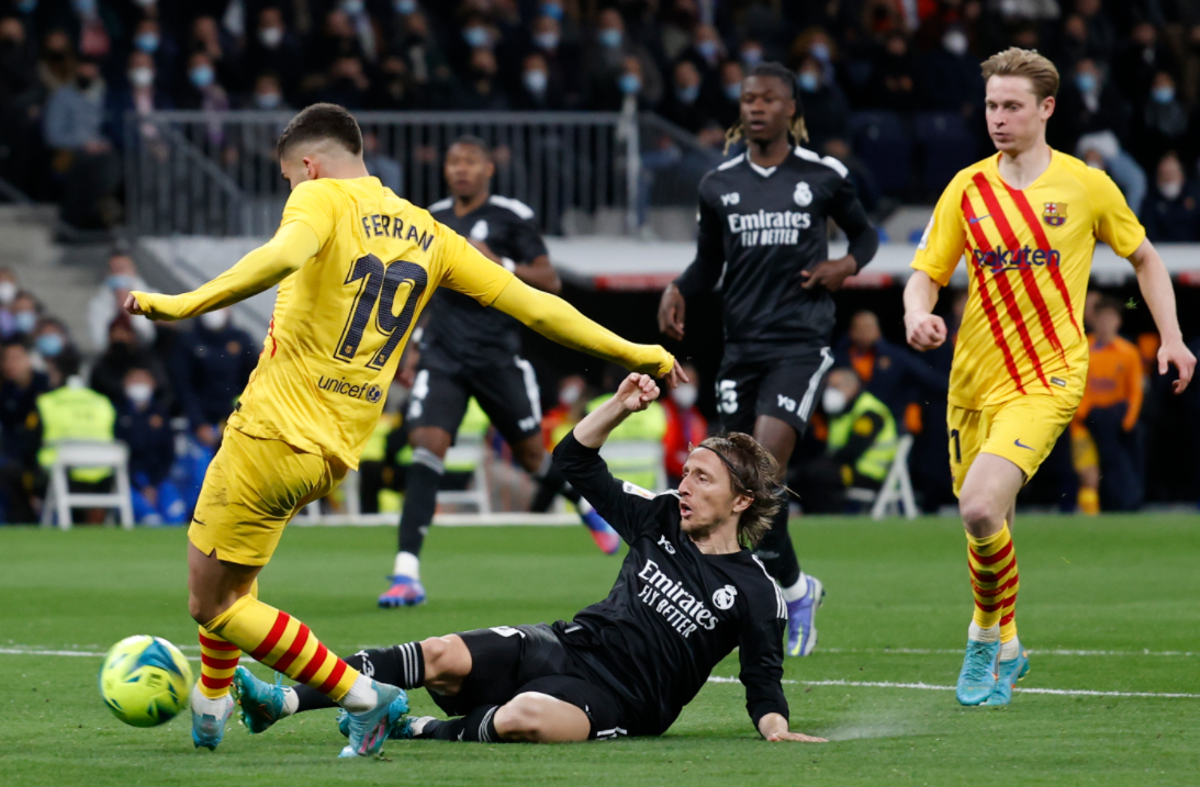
[
  {"xmin": 200, "ymin": 310, "xmax": 229, "ymax": 331},
  {"xmin": 671, "ymin": 383, "xmax": 698, "ymax": 409},
  {"xmin": 1160, "ymin": 180, "xmax": 1183, "ymax": 200},
  {"xmin": 128, "ymin": 66, "xmax": 154, "ymax": 88},
  {"xmin": 125, "ymin": 382, "xmax": 154, "ymax": 406},
  {"xmin": 559, "ymin": 384, "xmax": 582, "ymax": 406},
  {"xmin": 259, "ymin": 26, "xmax": 284, "ymax": 48},
  {"xmin": 0, "ymin": 281, "xmax": 16, "ymax": 304},
  {"xmin": 943, "ymin": 31, "xmax": 968, "ymax": 56},
  {"xmin": 822, "ymin": 387, "xmax": 848, "ymax": 415}
]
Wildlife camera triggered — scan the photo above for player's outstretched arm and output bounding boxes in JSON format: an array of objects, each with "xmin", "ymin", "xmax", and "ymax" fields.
[
  {"xmin": 1127, "ymin": 239, "xmax": 1196, "ymax": 393},
  {"xmin": 491, "ymin": 278, "xmax": 687, "ymax": 387},
  {"xmin": 572, "ymin": 373, "xmax": 659, "ymax": 449},
  {"xmin": 124, "ymin": 222, "xmax": 319, "ymax": 321},
  {"xmin": 757, "ymin": 713, "xmax": 827, "ymax": 743},
  {"xmin": 903, "ymin": 270, "xmax": 947, "ymax": 352}
]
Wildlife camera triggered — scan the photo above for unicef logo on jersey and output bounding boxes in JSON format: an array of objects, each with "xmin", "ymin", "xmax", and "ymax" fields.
[
  {"xmin": 712, "ymin": 584, "xmax": 738, "ymax": 611},
  {"xmin": 793, "ymin": 181, "xmax": 813, "ymax": 207},
  {"xmin": 317, "ymin": 375, "xmax": 385, "ymax": 404}
]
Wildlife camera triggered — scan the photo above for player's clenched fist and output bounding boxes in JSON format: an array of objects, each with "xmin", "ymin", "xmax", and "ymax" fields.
[
  {"xmin": 123, "ymin": 292, "xmax": 144, "ymax": 316},
  {"xmin": 615, "ymin": 373, "xmax": 660, "ymax": 413},
  {"xmin": 905, "ymin": 311, "xmax": 947, "ymax": 351}
]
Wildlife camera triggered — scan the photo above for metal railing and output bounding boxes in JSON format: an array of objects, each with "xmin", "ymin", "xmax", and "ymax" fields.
[{"xmin": 125, "ymin": 110, "xmax": 642, "ymax": 237}]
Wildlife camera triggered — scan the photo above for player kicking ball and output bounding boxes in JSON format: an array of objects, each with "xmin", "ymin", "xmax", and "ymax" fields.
[
  {"xmin": 232, "ymin": 373, "xmax": 825, "ymax": 746},
  {"xmin": 904, "ymin": 48, "xmax": 1195, "ymax": 706},
  {"xmin": 125, "ymin": 103, "xmax": 684, "ymax": 756}
]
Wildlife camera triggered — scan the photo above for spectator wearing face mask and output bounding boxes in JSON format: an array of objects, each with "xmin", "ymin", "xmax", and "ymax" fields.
[
  {"xmin": 1052, "ymin": 58, "xmax": 1132, "ymax": 158},
  {"xmin": 32, "ymin": 318, "xmax": 80, "ymax": 388},
  {"xmin": 916, "ymin": 25, "xmax": 981, "ymax": 116},
  {"xmin": 1142, "ymin": 152, "xmax": 1200, "ymax": 242},
  {"xmin": 524, "ymin": 14, "xmax": 581, "ymax": 108},
  {"xmin": 661, "ymin": 60, "xmax": 713, "ymax": 134},
  {"xmin": 661, "ymin": 363, "xmax": 707, "ymax": 488},
  {"xmin": 115, "ymin": 366, "xmax": 187, "ymax": 525},
  {"xmin": 168, "ymin": 308, "xmax": 258, "ymax": 449},
  {"xmin": 42, "ymin": 56, "xmax": 121, "ymax": 229},
  {"xmin": 584, "ymin": 7, "xmax": 662, "ymax": 110},
  {"xmin": 9, "ymin": 292, "xmax": 40, "ymax": 341},
  {"xmin": 241, "ymin": 6, "xmax": 303, "ymax": 100},
  {"xmin": 513, "ymin": 51, "xmax": 558, "ymax": 109},
  {"xmin": 794, "ymin": 368, "xmax": 897, "ymax": 513},
  {"xmin": 107, "ymin": 50, "xmax": 173, "ymax": 152},
  {"xmin": 128, "ymin": 17, "xmax": 180, "ymax": 96},
  {"xmin": 89, "ymin": 316, "xmax": 170, "ymax": 408},
  {"xmin": 794, "ymin": 55, "xmax": 849, "ymax": 153},
  {"xmin": 714, "ymin": 60, "xmax": 743, "ymax": 128},
  {"xmin": 542, "ymin": 374, "xmax": 589, "ymax": 451},
  {"xmin": 1135, "ymin": 72, "xmax": 1189, "ymax": 166},
  {"xmin": 678, "ymin": 23, "xmax": 724, "ymax": 86},
  {"xmin": 189, "ymin": 15, "xmax": 240, "ymax": 93},
  {"xmin": 179, "ymin": 50, "xmax": 229, "ymax": 114},
  {"xmin": 88, "ymin": 252, "xmax": 155, "ymax": 351}
]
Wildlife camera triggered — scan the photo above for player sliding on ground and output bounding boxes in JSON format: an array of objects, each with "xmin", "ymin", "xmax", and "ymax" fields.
[
  {"xmin": 124, "ymin": 103, "xmax": 685, "ymax": 757},
  {"xmin": 904, "ymin": 48, "xmax": 1196, "ymax": 707},
  {"xmin": 231, "ymin": 373, "xmax": 825, "ymax": 746}
]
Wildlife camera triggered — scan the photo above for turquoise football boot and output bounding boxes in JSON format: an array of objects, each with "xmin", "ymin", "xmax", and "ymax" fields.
[
  {"xmin": 231, "ymin": 666, "xmax": 287, "ymax": 733},
  {"xmin": 338, "ymin": 682, "xmax": 408, "ymax": 758},
  {"xmin": 955, "ymin": 638, "xmax": 1001, "ymax": 706},
  {"xmin": 337, "ymin": 693, "xmax": 414, "ymax": 740},
  {"xmin": 190, "ymin": 683, "xmax": 235, "ymax": 750},
  {"xmin": 983, "ymin": 647, "xmax": 1031, "ymax": 706}
]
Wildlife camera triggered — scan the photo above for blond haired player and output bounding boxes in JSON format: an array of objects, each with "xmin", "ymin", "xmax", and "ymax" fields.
[
  {"xmin": 903, "ymin": 49, "xmax": 1195, "ymax": 706},
  {"xmin": 125, "ymin": 104, "xmax": 685, "ymax": 756}
]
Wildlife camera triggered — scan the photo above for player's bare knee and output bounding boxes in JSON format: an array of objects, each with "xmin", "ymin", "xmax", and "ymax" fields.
[
  {"xmin": 494, "ymin": 695, "xmax": 547, "ymax": 742},
  {"xmin": 421, "ymin": 635, "xmax": 470, "ymax": 692},
  {"xmin": 959, "ymin": 496, "xmax": 1005, "ymax": 536}
]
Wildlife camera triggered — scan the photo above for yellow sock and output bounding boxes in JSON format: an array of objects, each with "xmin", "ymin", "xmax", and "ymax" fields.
[
  {"xmin": 1078, "ymin": 487, "xmax": 1099, "ymax": 515},
  {"xmin": 205, "ymin": 595, "xmax": 359, "ymax": 701},
  {"xmin": 966, "ymin": 523, "xmax": 1018, "ymax": 635},
  {"xmin": 196, "ymin": 579, "xmax": 255, "ymax": 699}
]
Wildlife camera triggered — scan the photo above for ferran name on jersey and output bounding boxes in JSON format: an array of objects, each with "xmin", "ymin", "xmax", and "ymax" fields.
[
  {"xmin": 1042, "ymin": 202, "xmax": 1068, "ymax": 227},
  {"xmin": 361, "ymin": 212, "xmax": 436, "ymax": 251}
]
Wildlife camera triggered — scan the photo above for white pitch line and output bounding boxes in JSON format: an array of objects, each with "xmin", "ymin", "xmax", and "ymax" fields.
[
  {"xmin": 708, "ymin": 676, "xmax": 1200, "ymax": 699},
  {"xmin": 821, "ymin": 647, "xmax": 1199, "ymax": 658},
  {"xmin": 3, "ymin": 647, "xmax": 1195, "ymax": 700}
]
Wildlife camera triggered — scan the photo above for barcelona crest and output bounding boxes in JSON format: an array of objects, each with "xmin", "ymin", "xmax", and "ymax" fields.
[{"xmin": 1042, "ymin": 202, "xmax": 1067, "ymax": 227}]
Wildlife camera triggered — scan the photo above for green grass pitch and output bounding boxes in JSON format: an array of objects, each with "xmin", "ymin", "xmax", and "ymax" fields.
[{"xmin": 2, "ymin": 515, "xmax": 1198, "ymax": 786}]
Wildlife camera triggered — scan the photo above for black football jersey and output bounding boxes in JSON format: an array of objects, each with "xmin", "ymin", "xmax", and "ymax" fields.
[
  {"xmin": 676, "ymin": 146, "xmax": 877, "ymax": 362},
  {"xmin": 422, "ymin": 195, "xmax": 549, "ymax": 369},
  {"xmin": 552, "ymin": 432, "xmax": 789, "ymax": 737}
]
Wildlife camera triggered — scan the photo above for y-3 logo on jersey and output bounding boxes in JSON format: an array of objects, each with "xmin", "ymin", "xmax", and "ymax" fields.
[
  {"xmin": 972, "ymin": 246, "xmax": 1061, "ymax": 273},
  {"xmin": 720, "ymin": 192, "xmax": 740, "ymax": 206}
]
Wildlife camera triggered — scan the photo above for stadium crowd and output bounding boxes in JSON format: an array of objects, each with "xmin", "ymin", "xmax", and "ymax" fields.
[
  {"xmin": 0, "ymin": 0, "xmax": 1199, "ymax": 523},
  {"xmin": 0, "ymin": 245, "xmax": 1197, "ymax": 525},
  {"xmin": 1, "ymin": 1, "xmax": 1200, "ymax": 232}
]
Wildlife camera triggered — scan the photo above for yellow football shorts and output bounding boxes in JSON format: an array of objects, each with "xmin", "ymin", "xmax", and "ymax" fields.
[
  {"xmin": 947, "ymin": 391, "xmax": 1081, "ymax": 498},
  {"xmin": 188, "ymin": 427, "xmax": 347, "ymax": 566}
]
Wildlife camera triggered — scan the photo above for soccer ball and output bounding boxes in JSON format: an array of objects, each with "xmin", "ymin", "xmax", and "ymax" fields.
[{"xmin": 98, "ymin": 635, "xmax": 193, "ymax": 727}]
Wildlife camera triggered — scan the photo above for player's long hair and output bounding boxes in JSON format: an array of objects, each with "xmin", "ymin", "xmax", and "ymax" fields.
[
  {"xmin": 724, "ymin": 62, "xmax": 809, "ymax": 155},
  {"xmin": 696, "ymin": 434, "xmax": 784, "ymax": 548}
]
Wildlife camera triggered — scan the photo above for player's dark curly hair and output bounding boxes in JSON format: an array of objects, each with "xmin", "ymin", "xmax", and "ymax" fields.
[
  {"xmin": 696, "ymin": 433, "xmax": 784, "ymax": 548},
  {"xmin": 276, "ymin": 103, "xmax": 363, "ymax": 159},
  {"xmin": 724, "ymin": 62, "xmax": 809, "ymax": 155}
]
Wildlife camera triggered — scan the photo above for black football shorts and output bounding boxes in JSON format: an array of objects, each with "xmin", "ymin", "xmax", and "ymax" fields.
[
  {"xmin": 406, "ymin": 354, "xmax": 543, "ymax": 445},
  {"xmin": 714, "ymin": 347, "xmax": 835, "ymax": 436}
]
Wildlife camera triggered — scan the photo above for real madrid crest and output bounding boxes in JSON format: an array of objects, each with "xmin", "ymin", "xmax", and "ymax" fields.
[
  {"xmin": 1042, "ymin": 202, "xmax": 1067, "ymax": 227},
  {"xmin": 712, "ymin": 584, "xmax": 738, "ymax": 610},
  {"xmin": 793, "ymin": 181, "xmax": 813, "ymax": 207}
]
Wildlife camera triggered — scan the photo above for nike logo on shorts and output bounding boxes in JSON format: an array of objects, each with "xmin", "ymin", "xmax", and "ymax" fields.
[{"xmin": 1014, "ymin": 439, "xmax": 1034, "ymax": 450}]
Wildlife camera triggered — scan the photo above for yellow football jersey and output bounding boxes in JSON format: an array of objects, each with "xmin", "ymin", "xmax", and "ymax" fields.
[
  {"xmin": 228, "ymin": 176, "xmax": 518, "ymax": 465},
  {"xmin": 912, "ymin": 152, "xmax": 1145, "ymax": 409}
]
